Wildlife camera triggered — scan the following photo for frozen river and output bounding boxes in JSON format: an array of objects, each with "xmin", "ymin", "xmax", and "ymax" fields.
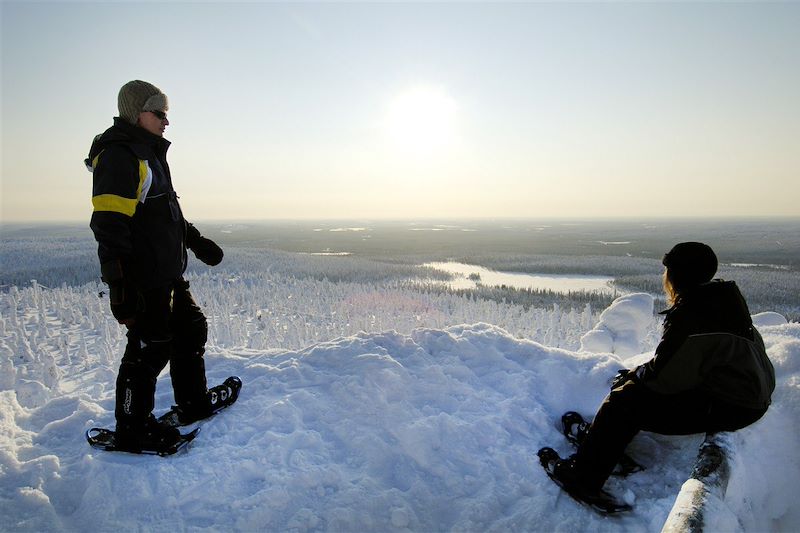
[{"xmin": 423, "ymin": 261, "xmax": 617, "ymax": 294}]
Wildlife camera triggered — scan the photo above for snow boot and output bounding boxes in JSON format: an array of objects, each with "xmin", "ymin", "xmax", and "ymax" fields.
[
  {"xmin": 115, "ymin": 414, "xmax": 182, "ymax": 454},
  {"xmin": 561, "ymin": 411, "xmax": 645, "ymax": 477},
  {"xmin": 561, "ymin": 411, "xmax": 644, "ymax": 476},
  {"xmin": 537, "ymin": 447, "xmax": 632, "ymax": 514},
  {"xmin": 160, "ymin": 376, "xmax": 242, "ymax": 426}
]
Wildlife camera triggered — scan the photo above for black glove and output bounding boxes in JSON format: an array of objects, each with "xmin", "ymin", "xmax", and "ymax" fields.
[
  {"xmin": 101, "ymin": 259, "xmax": 137, "ymax": 324},
  {"xmin": 186, "ymin": 223, "xmax": 223, "ymax": 266},
  {"xmin": 610, "ymin": 368, "xmax": 632, "ymax": 389}
]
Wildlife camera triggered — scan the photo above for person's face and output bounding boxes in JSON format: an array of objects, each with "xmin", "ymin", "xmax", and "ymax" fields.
[{"xmin": 137, "ymin": 109, "xmax": 169, "ymax": 136}]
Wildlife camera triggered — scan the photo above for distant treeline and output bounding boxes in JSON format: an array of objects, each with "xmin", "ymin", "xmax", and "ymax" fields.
[
  {"xmin": 417, "ymin": 282, "xmax": 618, "ymax": 312},
  {"xmin": 0, "ymin": 235, "xmax": 98, "ymax": 289}
]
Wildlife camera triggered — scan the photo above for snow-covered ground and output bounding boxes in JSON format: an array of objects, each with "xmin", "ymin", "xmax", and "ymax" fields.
[{"xmin": 1, "ymin": 277, "xmax": 798, "ymax": 532}]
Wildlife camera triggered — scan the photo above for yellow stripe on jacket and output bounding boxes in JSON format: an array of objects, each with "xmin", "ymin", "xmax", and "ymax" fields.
[{"xmin": 91, "ymin": 158, "xmax": 153, "ymax": 217}]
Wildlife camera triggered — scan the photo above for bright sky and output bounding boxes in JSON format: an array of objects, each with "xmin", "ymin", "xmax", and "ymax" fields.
[{"xmin": 2, "ymin": 2, "xmax": 799, "ymax": 222}]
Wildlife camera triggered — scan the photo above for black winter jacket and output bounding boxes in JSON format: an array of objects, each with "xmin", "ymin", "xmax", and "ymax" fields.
[
  {"xmin": 87, "ymin": 118, "xmax": 188, "ymax": 290},
  {"xmin": 634, "ymin": 280, "xmax": 775, "ymax": 410}
]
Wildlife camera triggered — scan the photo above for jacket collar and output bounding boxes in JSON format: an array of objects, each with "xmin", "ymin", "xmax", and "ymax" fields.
[{"xmin": 111, "ymin": 116, "xmax": 171, "ymax": 151}]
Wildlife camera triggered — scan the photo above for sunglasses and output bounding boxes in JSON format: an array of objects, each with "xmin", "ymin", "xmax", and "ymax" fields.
[{"xmin": 149, "ymin": 110, "xmax": 168, "ymax": 120}]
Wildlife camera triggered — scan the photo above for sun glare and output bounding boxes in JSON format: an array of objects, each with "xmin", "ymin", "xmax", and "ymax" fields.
[{"xmin": 385, "ymin": 86, "xmax": 458, "ymax": 155}]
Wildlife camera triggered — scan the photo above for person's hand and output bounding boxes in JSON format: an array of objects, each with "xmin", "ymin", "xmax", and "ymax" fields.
[
  {"xmin": 186, "ymin": 223, "xmax": 223, "ymax": 266},
  {"xmin": 108, "ymin": 281, "xmax": 137, "ymax": 325},
  {"xmin": 102, "ymin": 259, "xmax": 137, "ymax": 325},
  {"xmin": 611, "ymin": 368, "xmax": 632, "ymax": 389}
]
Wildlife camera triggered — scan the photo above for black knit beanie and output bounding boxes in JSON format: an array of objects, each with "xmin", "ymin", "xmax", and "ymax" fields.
[
  {"xmin": 662, "ymin": 242, "xmax": 718, "ymax": 290},
  {"xmin": 118, "ymin": 80, "xmax": 169, "ymax": 124}
]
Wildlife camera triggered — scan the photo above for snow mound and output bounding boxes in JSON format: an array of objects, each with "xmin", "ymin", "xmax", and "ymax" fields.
[
  {"xmin": 752, "ymin": 311, "xmax": 788, "ymax": 327},
  {"xmin": 2, "ymin": 321, "xmax": 799, "ymax": 531},
  {"xmin": 579, "ymin": 293, "xmax": 654, "ymax": 358}
]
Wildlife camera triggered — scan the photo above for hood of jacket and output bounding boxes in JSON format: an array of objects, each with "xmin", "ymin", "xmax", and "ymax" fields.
[
  {"xmin": 664, "ymin": 279, "xmax": 754, "ymax": 339},
  {"xmin": 85, "ymin": 117, "xmax": 170, "ymax": 169}
]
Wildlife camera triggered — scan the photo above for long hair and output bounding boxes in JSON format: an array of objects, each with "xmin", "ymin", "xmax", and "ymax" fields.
[{"xmin": 663, "ymin": 269, "xmax": 680, "ymax": 306}]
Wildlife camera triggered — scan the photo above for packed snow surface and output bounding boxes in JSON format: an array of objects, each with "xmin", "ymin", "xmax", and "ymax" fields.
[{"xmin": 2, "ymin": 288, "xmax": 799, "ymax": 532}]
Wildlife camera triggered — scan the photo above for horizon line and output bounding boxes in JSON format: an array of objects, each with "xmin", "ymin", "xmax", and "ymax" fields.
[{"xmin": 3, "ymin": 214, "xmax": 800, "ymax": 226}]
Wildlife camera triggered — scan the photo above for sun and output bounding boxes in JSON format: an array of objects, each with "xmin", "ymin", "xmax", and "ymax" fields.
[{"xmin": 384, "ymin": 86, "xmax": 458, "ymax": 155}]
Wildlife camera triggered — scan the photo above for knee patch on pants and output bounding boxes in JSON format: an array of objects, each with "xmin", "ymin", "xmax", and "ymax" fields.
[{"xmin": 174, "ymin": 315, "xmax": 208, "ymax": 355}]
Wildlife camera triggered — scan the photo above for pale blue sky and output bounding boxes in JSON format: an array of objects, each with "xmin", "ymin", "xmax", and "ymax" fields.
[{"xmin": 2, "ymin": 1, "xmax": 799, "ymax": 222}]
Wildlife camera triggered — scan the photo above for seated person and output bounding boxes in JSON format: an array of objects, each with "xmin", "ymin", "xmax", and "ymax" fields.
[{"xmin": 542, "ymin": 242, "xmax": 775, "ymax": 502}]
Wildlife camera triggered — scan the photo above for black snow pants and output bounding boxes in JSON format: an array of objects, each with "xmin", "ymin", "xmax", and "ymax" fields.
[
  {"xmin": 573, "ymin": 379, "xmax": 767, "ymax": 491},
  {"xmin": 115, "ymin": 278, "xmax": 209, "ymax": 429}
]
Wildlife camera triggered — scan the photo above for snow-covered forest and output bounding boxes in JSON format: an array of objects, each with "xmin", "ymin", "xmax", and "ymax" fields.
[{"xmin": 3, "ymin": 220, "xmax": 799, "ymax": 321}]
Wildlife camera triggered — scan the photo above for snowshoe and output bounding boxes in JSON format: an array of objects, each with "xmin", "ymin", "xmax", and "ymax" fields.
[
  {"xmin": 87, "ymin": 426, "xmax": 199, "ymax": 456},
  {"xmin": 158, "ymin": 376, "xmax": 242, "ymax": 427},
  {"xmin": 561, "ymin": 411, "xmax": 645, "ymax": 476},
  {"xmin": 538, "ymin": 447, "xmax": 633, "ymax": 515}
]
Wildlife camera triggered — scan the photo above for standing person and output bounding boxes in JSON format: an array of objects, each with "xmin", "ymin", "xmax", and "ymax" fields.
[
  {"xmin": 86, "ymin": 80, "xmax": 229, "ymax": 453},
  {"xmin": 539, "ymin": 242, "xmax": 775, "ymax": 509}
]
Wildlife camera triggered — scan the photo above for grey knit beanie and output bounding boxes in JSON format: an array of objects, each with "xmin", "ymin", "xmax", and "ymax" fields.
[{"xmin": 117, "ymin": 80, "xmax": 169, "ymax": 124}]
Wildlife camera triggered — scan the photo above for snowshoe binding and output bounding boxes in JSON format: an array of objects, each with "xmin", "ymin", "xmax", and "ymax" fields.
[
  {"xmin": 561, "ymin": 411, "xmax": 645, "ymax": 476},
  {"xmin": 562, "ymin": 411, "xmax": 590, "ymax": 446},
  {"xmin": 87, "ymin": 415, "xmax": 199, "ymax": 456},
  {"xmin": 158, "ymin": 376, "xmax": 242, "ymax": 427},
  {"xmin": 538, "ymin": 447, "xmax": 633, "ymax": 515}
]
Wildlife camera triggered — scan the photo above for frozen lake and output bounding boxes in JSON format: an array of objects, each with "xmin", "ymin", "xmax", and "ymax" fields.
[{"xmin": 423, "ymin": 262, "xmax": 617, "ymax": 294}]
